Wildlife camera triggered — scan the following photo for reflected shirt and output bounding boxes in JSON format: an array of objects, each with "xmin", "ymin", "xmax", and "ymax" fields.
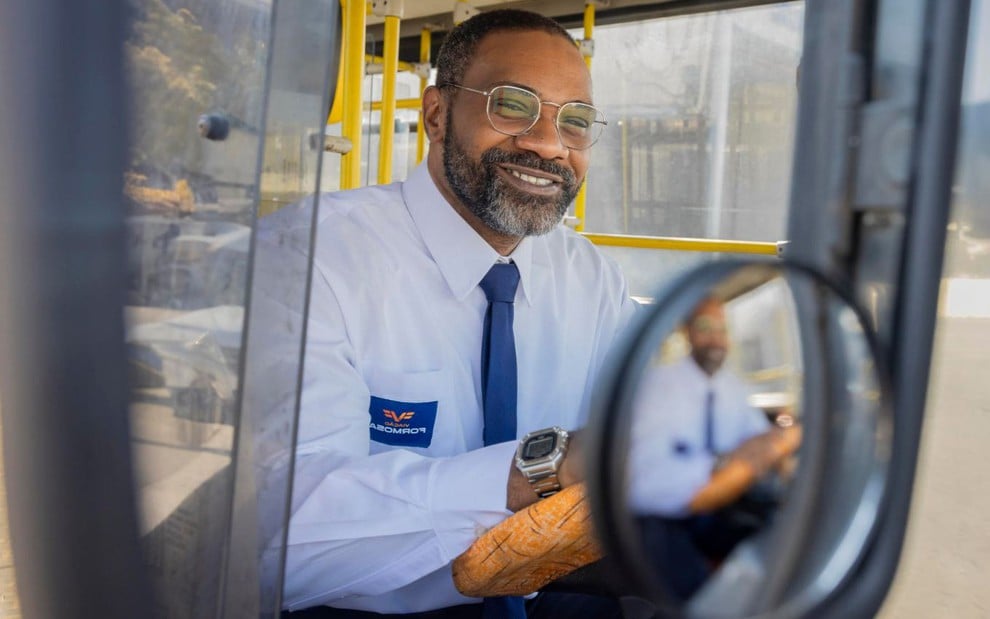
[
  {"xmin": 267, "ymin": 164, "xmax": 638, "ymax": 613},
  {"xmin": 628, "ymin": 356, "xmax": 770, "ymax": 516}
]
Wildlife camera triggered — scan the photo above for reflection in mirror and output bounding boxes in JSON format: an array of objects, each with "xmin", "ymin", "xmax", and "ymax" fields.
[
  {"xmin": 628, "ymin": 276, "xmax": 803, "ymax": 604},
  {"xmin": 590, "ymin": 262, "xmax": 889, "ymax": 618}
]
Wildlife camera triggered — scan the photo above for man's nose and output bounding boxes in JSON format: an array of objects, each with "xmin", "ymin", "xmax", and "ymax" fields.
[{"xmin": 512, "ymin": 108, "xmax": 569, "ymax": 159}]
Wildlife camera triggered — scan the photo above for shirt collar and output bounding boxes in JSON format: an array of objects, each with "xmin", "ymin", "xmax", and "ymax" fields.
[
  {"xmin": 402, "ymin": 163, "xmax": 534, "ymax": 305},
  {"xmin": 682, "ymin": 355, "xmax": 723, "ymax": 385}
]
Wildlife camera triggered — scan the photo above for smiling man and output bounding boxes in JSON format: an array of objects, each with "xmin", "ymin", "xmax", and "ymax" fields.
[{"xmin": 275, "ymin": 9, "xmax": 637, "ymax": 618}]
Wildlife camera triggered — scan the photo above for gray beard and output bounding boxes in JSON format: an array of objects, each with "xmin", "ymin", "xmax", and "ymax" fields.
[{"xmin": 442, "ymin": 117, "xmax": 579, "ymax": 237}]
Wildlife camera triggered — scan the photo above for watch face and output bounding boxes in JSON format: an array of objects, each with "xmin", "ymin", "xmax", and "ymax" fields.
[{"xmin": 523, "ymin": 432, "xmax": 558, "ymax": 459}]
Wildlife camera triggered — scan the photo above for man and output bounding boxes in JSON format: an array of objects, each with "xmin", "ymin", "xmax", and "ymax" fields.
[
  {"xmin": 628, "ymin": 297, "xmax": 798, "ymax": 599},
  {"xmin": 272, "ymin": 9, "xmax": 638, "ymax": 617},
  {"xmin": 629, "ymin": 297, "xmax": 787, "ymax": 516}
]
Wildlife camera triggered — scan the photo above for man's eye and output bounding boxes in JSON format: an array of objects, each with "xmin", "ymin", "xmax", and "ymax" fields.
[
  {"xmin": 493, "ymin": 98, "xmax": 534, "ymax": 116},
  {"xmin": 560, "ymin": 115, "xmax": 592, "ymax": 130}
]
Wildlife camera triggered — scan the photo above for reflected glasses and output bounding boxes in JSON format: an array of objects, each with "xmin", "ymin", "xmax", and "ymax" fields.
[{"xmin": 442, "ymin": 83, "xmax": 607, "ymax": 150}]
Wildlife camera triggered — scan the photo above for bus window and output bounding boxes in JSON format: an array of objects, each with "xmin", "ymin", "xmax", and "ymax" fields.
[
  {"xmin": 585, "ymin": 2, "xmax": 803, "ymax": 240},
  {"xmin": 321, "ymin": 68, "xmax": 428, "ymax": 191},
  {"xmin": 581, "ymin": 2, "xmax": 804, "ymax": 297}
]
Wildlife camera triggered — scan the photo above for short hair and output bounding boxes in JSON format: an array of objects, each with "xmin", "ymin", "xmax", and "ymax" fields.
[
  {"xmin": 435, "ymin": 9, "xmax": 576, "ymax": 88},
  {"xmin": 687, "ymin": 297, "xmax": 725, "ymax": 325}
]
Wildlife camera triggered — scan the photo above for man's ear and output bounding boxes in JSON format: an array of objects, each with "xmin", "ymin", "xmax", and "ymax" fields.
[{"xmin": 422, "ymin": 85, "xmax": 447, "ymax": 143}]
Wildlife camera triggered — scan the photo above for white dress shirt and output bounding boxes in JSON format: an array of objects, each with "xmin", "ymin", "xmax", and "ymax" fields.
[
  {"xmin": 628, "ymin": 356, "xmax": 770, "ymax": 517},
  {"xmin": 266, "ymin": 164, "xmax": 638, "ymax": 613}
]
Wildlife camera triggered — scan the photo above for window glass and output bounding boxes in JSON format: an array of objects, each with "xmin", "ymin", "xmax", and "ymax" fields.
[
  {"xmin": 321, "ymin": 69, "xmax": 425, "ymax": 190},
  {"xmin": 123, "ymin": 0, "xmax": 339, "ymax": 615},
  {"xmin": 583, "ymin": 2, "xmax": 804, "ymax": 243},
  {"xmin": 124, "ymin": 1, "xmax": 273, "ymax": 613}
]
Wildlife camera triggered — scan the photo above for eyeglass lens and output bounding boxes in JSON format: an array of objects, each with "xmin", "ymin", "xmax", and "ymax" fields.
[{"xmin": 486, "ymin": 86, "xmax": 604, "ymax": 149}]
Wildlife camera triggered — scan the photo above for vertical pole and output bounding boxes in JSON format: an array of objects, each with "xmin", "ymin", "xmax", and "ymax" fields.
[
  {"xmin": 377, "ymin": 12, "xmax": 401, "ymax": 184},
  {"xmin": 706, "ymin": 14, "xmax": 732, "ymax": 237},
  {"xmin": 341, "ymin": 0, "xmax": 366, "ymax": 189},
  {"xmin": 621, "ymin": 119, "xmax": 630, "ymax": 232},
  {"xmin": 417, "ymin": 28, "xmax": 431, "ymax": 163},
  {"xmin": 0, "ymin": 1, "xmax": 152, "ymax": 616},
  {"xmin": 574, "ymin": 2, "xmax": 595, "ymax": 231}
]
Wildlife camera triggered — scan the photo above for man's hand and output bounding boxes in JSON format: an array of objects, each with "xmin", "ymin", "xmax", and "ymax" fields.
[
  {"xmin": 506, "ymin": 429, "xmax": 585, "ymax": 512},
  {"xmin": 724, "ymin": 425, "xmax": 801, "ymax": 478},
  {"xmin": 690, "ymin": 425, "xmax": 802, "ymax": 513}
]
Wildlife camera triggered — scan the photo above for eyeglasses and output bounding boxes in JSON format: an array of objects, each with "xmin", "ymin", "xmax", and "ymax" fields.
[{"xmin": 442, "ymin": 83, "xmax": 607, "ymax": 150}]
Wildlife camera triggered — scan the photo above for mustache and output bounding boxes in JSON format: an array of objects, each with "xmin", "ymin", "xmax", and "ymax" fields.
[{"xmin": 480, "ymin": 148, "xmax": 577, "ymax": 186}]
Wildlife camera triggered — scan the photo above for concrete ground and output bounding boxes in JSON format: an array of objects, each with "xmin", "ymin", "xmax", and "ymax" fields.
[{"xmin": 877, "ymin": 315, "xmax": 990, "ymax": 619}]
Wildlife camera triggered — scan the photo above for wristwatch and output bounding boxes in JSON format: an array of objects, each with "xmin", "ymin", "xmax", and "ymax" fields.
[{"xmin": 514, "ymin": 426, "xmax": 570, "ymax": 498}]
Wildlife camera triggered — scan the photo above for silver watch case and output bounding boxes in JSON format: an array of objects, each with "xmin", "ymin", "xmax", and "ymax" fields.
[{"xmin": 514, "ymin": 426, "xmax": 569, "ymax": 498}]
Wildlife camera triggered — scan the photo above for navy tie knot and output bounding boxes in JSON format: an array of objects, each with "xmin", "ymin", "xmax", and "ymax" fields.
[{"xmin": 479, "ymin": 263, "xmax": 519, "ymax": 303}]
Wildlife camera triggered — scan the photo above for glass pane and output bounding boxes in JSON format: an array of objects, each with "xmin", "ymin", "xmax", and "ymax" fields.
[
  {"xmin": 125, "ymin": 0, "xmax": 340, "ymax": 613},
  {"xmin": 125, "ymin": 0, "xmax": 272, "ymax": 617},
  {"xmin": 879, "ymin": 0, "xmax": 990, "ymax": 616},
  {"xmin": 583, "ymin": 2, "xmax": 804, "ymax": 242},
  {"xmin": 123, "ymin": 0, "xmax": 272, "ymax": 615},
  {"xmin": 595, "ymin": 246, "xmax": 717, "ymax": 300},
  {"xmin": 225, "ymin": 2, "xmax": 340, "ymax": 617},
  {"xmin": 323, "ymin": 71, "xmax": 425, "ymax": 189}
]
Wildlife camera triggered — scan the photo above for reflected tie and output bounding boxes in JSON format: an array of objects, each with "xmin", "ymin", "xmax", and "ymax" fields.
[
  {"xmin": 704, "ymin": 389, "xmax": 716, "ymax": 454},
  {"xmin": 478, "ymin": 263, "xmax": 526, "ymax": 619}
]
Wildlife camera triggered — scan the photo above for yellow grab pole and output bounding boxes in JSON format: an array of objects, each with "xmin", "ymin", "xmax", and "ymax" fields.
[
  {"xmin": 377, "ymin": 12, "xmax": 401, "ymax": 185},
  {"xmin": 583, "ymin": 3, "xmax": 595, "ymax": 69},
  {"xmin": 341, "ymin": 0, "xmax": 366, "ymax": 190},
  {"xmin": 581, "ymin": 233, "xmax": 781, "ymax": 256},
  {"xmin": 417, "ymin": 28, "xmax": 431, "ymax": 163},
  {"xmin": 620, "ymin": 119, "xmax": 629, "ymax": 232},
  {"xmin": 574, "ymin": 2, "xmax": 596, "ymax": 231}
]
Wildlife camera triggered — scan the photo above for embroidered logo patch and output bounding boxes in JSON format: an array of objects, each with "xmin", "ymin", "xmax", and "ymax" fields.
[
  {"xmin": 674, "ymin": 440, "xmax": 693, "ymax": 455},
  {"xmin": 369, "ymin": 396, "xmax": 437, "ymax": 448}
]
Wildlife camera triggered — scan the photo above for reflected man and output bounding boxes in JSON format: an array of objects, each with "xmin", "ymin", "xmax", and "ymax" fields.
[
  {"xmin": 628, "ymin": 297, "xmax": 799, "ymax": 597},
  {"xmin": 630, "ymin": 297, "xmax": 790, "ymax": 515}
]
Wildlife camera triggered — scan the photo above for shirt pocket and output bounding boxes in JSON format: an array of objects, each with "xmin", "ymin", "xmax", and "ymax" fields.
[{"xmin": 365, "ymin": 366, "xmax": 446, "ymax": 452}]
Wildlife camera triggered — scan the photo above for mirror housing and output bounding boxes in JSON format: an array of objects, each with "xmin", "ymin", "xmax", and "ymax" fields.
[{"xmin": 587, "ymin": 259, "xmax": 893, "ymax": 618}]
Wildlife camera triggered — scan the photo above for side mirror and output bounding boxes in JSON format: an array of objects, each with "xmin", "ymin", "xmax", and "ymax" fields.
[{"xmin": 586, "ymin": 260, "xmax": 893, "ymax": 617}]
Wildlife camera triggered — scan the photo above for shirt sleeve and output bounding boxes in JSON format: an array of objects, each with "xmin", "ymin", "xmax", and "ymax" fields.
[{"xmin": 281, "ymin": 264, "xmax": 516, "ymax": 611}]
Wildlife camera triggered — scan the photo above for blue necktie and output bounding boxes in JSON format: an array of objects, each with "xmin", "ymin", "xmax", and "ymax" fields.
[
  {"xmin": 704, "ymin": 389, "xmax": 716, "ymax": 454},
  {"xmin": 479, "ymin": 263, "xmax": 520, "ymax": 445},
  {"xmin": 478, "ymin": 263, "xmax": 526, "ymax": 619}
]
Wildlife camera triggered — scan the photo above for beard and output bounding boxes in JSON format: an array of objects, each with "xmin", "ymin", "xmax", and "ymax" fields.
[
  {"xmin": 442, "ymin": 115, "xmax": 580, "ymax": 237},
  {"xmin": 692, "ymin": 346, "xmax": 727, "ymax": 376}
]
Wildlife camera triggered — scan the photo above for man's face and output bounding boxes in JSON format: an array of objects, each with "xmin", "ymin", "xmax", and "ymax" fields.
[
  {"xmin": 687, "ymin": 301, "xmax": 730, "ymax": 376},
  {"xmin": 435, "ymin": 30, "xmax": 593, "ymax": 238}
]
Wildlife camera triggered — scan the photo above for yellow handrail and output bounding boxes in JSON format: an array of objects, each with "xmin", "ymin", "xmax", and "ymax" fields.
[
  {"xmin": 340, "ymin": 0, "xmax": 366, "ymax": 190},
  {"xmin": 417, "ymin": 28, "xmax": 431, "ymax": 163},
  {"xmin": 377, "ymin": 13, "xmax": 401, "ymax": 185},
  {"xmin": 365, "ymin": 54, "xmax": 415, "ymax": 73},
  {"xmin": 367, "ymin": 98, "xmax": 421, "ymax": 111},
  {"xmin": 581, "ymin": 233, "xmax": 781, "ymax": 255},
  {"xmin": 573, "ymin": 2, "xmax": 596, "ymax": 232}
]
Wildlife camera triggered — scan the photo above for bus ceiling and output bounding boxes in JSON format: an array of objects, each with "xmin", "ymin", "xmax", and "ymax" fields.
[{"xmin": 365, "ymin": 0, "xmax": 793, "ymax": 63}]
